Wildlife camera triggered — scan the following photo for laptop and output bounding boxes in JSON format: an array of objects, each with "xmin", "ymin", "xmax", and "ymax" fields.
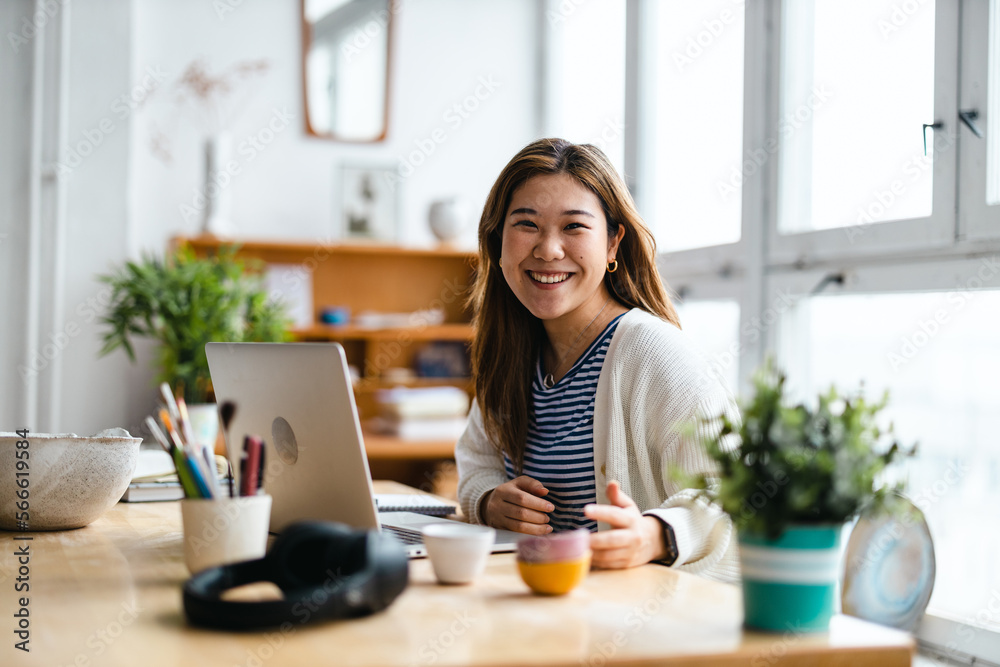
[{"xmin": 205, "ymin": 341, "xmax": 522, "ymax": 557}]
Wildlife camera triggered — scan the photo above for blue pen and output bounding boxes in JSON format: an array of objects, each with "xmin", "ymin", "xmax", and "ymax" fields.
[{"xmin": 184, "ymin": 450, "xmax": 214, "ymax": 499}]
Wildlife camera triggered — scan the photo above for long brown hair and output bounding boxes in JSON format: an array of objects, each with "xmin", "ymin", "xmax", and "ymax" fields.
[{"xmin": 469, "ymin": 138, "xmax": 679, "ymax": 472}]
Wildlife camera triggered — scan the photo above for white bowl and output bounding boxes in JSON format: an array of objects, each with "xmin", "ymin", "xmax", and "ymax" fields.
[
  {"xmin": 421, "ymin": 522, "xmax": 495, "ymax": 584},
  {"xmin": 0, "ymin": 429, "xmax": 141, "ymax": 531}
]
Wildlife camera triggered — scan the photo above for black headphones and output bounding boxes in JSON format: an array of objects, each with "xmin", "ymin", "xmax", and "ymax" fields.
[{"xmin": 183, "ymin": 521, "xmax": 409, "ymax": 630}]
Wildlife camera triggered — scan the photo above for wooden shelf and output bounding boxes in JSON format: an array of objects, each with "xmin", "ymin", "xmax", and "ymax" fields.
[
  {"xmin": 177, "ymin": 235, "xmax": 477, "ymax": 328},
  {"xmin": 175, "ymin": 235, "xmax": 477, "ymax": 260},
  {"xmin": 293, "ymin": 323, "xmax": 473, "ymax": 342},
  {"xmin": 353, "ymin": 377, "xmax": 474, "ymax": 392},
  {"xmin": 177, "ymin": 236, "xmax": 477, "ymax": 435},
  {"xmin": 362, "ymin": 430, "xmax": 457, "ymax": 460}
]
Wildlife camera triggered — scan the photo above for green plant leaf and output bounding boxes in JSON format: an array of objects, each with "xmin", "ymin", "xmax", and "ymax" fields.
[
  {"xmin": 680, "ymin": 356, "xmax": 916, "ymax": 540},
  {"xmin": 95, "ymin": 244, "xmax": 293, "ymax": 403}
]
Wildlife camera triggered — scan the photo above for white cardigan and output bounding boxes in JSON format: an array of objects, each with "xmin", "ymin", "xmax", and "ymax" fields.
[{"xmin": 455, "ymin": 308, "xmax": 741, "ymax": 583}]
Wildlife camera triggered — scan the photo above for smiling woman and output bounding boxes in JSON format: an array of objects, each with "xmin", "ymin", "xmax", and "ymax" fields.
[
  {"xmin": 500, "ymin": 172, "xmax": 624, "ymax": 344},
  {"xmin": 455, "ymin": 138, "xmax": 742, "ymax": 581}
]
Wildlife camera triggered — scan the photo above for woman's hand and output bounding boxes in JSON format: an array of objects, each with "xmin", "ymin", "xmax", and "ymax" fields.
[
  {"xmin": 584, "ymin": 481, "xmax": 668, "ymax": 569},
  {"xmin": 480, "ymin": 476, "xmax": 554, "ymax": 535}
]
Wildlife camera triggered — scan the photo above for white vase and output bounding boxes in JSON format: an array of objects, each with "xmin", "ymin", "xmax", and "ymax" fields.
[
  {"xmin": 201, "ymin": 133, "xmax": 236, "ymax": 237},
  {"xmin": 186, "ymin": 403, "xmax": 221, "ymax": 455},
  {"xmin": 428, "ymin": 198, "xmax": 468, "ymax": 243}
]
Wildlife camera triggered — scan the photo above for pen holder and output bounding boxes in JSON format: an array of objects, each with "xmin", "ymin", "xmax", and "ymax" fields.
[{"xmin": 180, "ymin": 495, "xmax": 272, "ymax": 574}]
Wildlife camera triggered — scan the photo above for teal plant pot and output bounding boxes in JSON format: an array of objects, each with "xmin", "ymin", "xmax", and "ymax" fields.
[{"xmin": 739, "ymin": 525, "xmax": 843, "ymax": 633}]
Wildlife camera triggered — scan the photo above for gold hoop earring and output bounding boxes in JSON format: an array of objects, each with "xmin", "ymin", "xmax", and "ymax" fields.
[
  {"xmin": 499, "ymin": 258, "xmax": 503, "ymax": 268},
  {"xmin": 607, "ymin": 260, "xmax": 618, "ymax": 273}
]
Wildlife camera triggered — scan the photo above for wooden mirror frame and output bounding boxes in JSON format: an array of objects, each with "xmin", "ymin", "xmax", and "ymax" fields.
[{"xmin": 300, "ymin": 0, "xmax": 395, "ymax": 143}]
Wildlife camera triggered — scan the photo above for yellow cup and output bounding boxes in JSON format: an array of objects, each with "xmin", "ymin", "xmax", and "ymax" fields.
[{"xmin": 517, "ymin": 551, "xmax": 592, "ymax": 595}]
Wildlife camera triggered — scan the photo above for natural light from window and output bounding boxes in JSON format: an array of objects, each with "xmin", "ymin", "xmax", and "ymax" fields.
[
  {"xmin": 549, "ymin": 1, "xmax": 626, "ymax": 173},
  {"xmin": 779, "ymin": 0, "xmax": 936, "ymax": 233},
  {"xmin": 674, "ymin": 299, "xmax": 741, "ymax": 396},
  {"xmin": 652, "ymin": 1, "xmax": 744, "ymax": 252},
  {"xmin": 777, "ymin": 289, "xmax": 1000, "ymax": 627}
]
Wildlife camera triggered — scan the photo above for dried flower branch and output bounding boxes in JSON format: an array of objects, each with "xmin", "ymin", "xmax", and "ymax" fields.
[{"xmin": 146, "ymin": 57, "xmax": 271, "ymax": 163}]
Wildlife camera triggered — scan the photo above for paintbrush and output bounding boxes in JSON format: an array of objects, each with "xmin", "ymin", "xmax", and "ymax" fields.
[
  {"xmin": 159, "ymin": 382, "xmax": 181, "ymax": 427},
  {"xmin": 144, "ymin": 416, "xmax": 172, "ymax": 454},
  {"xmin": 176, "ymin": 396, "xmax": 215, "ymax": 490},
  {"xmin": 148, "ymin": 412, "xmax": 198, "ymax": 498},
  {"xmin": 175, "ymin": 397, "xmax": 197, "ymax": 452},
  {"xmin": 159, "ymin": 409, "xmax": 186, "ymax": 452},
  {"xmin": 219, "ymin": 401, "xmax": 237, "ymax": 498}
]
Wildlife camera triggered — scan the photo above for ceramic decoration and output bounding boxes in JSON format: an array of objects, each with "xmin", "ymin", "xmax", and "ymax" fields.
[
  {"xmin": 842, "ymin": 497, "xmax": 936, "ymax": 631},
  {"xmin": 428, "ymin": 198, "xmax": 469, "ymax": 243}
]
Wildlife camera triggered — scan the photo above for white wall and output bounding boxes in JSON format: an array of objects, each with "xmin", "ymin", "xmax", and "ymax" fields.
[
  {"xmin": 2, "ymin": 0, "xmax": 541, "ymax": 435},
  {"xmin": 0, "ymin": 0, "xmax": 36, "ymax": 430},
  {"xmin": 130, "ymin": 0, "xmax": 540, "ymax": 252},
  {"xmin": 1, "ymin": 0, "xmax": 145, "ymax": 435}
]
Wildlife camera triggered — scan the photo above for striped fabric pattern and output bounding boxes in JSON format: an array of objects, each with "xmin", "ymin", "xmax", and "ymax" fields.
[{"xmin": 503, "ymin": 314, "xmax": 625, "ymax": 532}]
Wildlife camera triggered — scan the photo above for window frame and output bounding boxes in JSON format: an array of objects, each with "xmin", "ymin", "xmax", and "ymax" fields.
[
  {"xmin": 767, "ymin": 0, "xmax": 961, "ymax": 267},
  {"xmin": 958, "ymin": 0, "xmax": 1000, "ymax": 241}
]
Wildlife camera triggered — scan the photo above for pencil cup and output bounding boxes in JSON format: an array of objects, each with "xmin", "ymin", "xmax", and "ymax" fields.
[{"xmin": 180, "ymin": 495, "xmax": 272, "ymax": 574}]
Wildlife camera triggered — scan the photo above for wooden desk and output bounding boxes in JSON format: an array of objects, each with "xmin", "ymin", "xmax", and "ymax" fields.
[{"xmin": 2, "ymin": 486, "xmax": 913, "ymax": 667}]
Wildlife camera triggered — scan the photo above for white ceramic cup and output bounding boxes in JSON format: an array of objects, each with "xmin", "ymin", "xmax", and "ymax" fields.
[
  {"xmin": 180, "ymin": 495, "xmax": 272, "ymax": 574},
  {"xmin": 421, "ymin": 523, "xmax": 495, "ymax": 585}
]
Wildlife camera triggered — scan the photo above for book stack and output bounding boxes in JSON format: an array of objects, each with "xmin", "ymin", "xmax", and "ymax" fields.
[{"xmin": 371, "ymin": 386, "xmax": 470, "ymax": 440}]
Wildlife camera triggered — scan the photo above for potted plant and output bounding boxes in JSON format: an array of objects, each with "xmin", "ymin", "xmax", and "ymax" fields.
[
  {"xmin": 684, "ymin": 359, "xmax": 913, "ymax": 633},
  {"xmin": 98, "ymin": 245, "xmax": 291, "ymax": 445}
]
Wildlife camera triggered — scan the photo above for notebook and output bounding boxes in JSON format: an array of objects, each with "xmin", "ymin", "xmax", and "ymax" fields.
[
  {"xmin": 374, "ymin": 494, "xmax": 456, "ymax": 516},
  {"xmin": 205, "ymin": 341, "xmax": 522, "ymax": 558}
]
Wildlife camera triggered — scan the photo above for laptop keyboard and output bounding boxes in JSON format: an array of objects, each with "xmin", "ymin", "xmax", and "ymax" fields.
[{"xmin": 381, "ymin": 524, "xmax": 424, "ymax": 545}]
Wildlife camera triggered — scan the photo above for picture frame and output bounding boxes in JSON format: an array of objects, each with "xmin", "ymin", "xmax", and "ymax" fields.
[{"xmin": 339, "ymin": 164, "xmax": 397, "ymax": 241}]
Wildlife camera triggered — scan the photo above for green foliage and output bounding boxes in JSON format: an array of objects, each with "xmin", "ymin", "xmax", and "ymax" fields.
[
  {"xmin": 98, "ymin": 246, "xmax": 291, "ymax": 403},
  {"xmin": 684, "ymin": 358, "xmax": 914, "ymax": 540}
]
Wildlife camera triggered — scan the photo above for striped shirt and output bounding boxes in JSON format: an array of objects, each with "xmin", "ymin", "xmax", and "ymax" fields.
[{"xmin": 503, "ymin": 314, "xmax": 624, "ymax": 532}]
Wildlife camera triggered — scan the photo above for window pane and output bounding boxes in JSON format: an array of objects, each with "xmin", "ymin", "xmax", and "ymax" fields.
[
  {"xmin": 675, "ymin": 300, "xmax": 740, "ymax": 395},
  {"xmin": 779, "ymin": 0, "xmax": 936, "ymax": 233},
  {"xmin": 551, "ymin": 2, "xmax": 626, "ymax": 172},
  {"xmin": 652, "ymin": 1, "xmax": 744, "ymax": 251},
  {"xmin": 777, "ymin": 290, "xmax": 1000, "ymax": 627}
]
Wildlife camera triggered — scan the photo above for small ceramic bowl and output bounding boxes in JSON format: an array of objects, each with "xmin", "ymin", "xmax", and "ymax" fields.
[
  {"xmin": 517, "ymin": 528, "xmax": 590, "ymax": 563},
  {"xmin": 421, "ymin": 523, "xmax": 495, "ymax": 584},
  {"xmin": 516, "ymin": 529, "xmax": 592, "ymax": 595},
  {"xmin": 517, "ymin": 552, "xmax": 592, "ymax": 595},
  {"xmin": 0, "ymin": 429, "xmax": 141, "ymax": 531}
]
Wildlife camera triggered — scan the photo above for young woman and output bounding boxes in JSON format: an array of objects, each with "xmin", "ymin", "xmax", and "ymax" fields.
[{"xmin": 455, "ymin": 138, "xmax": 739, "ymax": 582}]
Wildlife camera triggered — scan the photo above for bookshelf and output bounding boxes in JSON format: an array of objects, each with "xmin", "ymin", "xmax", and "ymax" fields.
[{"xmin": 176, "ymin": 236, "xmax": 476, "ymax": 495}]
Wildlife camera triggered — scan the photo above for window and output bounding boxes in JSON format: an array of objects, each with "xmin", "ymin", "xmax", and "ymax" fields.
[
  {"xmin": 543, "ymin": 0, "xmax": 626, "ymax": 172},
  {"xmin": 675, "ymin": 299, "xmax": 741, "ymax": 395},
  {"xmin": 649, "ymin": 0, "xmax": 745, "ymax": 252},
  {"xmin": 774, "ymin": 286, "xmax": 1000, "ymax": 626},
  {"xmin": 605, "ymin": 1, "xmax": 1000, "ymax": 661},
  {"xmin": 778, "ymin": 0, "xmax": 936, "ymax": 233},
  {"xmin": 771, "ymin": 0, "xmax": 959, "ymax": 263}
]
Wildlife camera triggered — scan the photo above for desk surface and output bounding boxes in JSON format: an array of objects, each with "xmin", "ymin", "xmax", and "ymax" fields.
[{"xmin": 2, "ymin": 482, "xmax": 913, "ymax": 667}]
